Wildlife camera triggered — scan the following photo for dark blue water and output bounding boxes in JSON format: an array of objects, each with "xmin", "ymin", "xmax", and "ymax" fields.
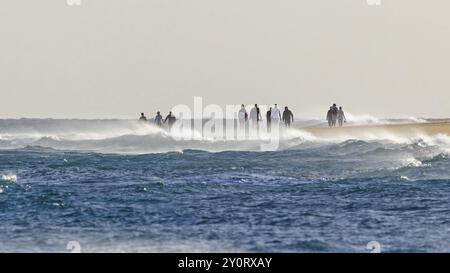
[{"xmin": 1, "ymin": 139, "xmax": 450, "ymax": 252}]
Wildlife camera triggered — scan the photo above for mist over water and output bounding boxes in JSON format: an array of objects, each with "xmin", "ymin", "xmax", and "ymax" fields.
[
  {"xmin": 1, "ymin": 118, "xmax": 450, "ymax": 252},
  {"xmin": 0, "ymin": 117, "xmax": 440, "ymax": 154}
]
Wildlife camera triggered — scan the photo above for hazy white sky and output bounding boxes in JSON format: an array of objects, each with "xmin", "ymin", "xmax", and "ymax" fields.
[{"xmin": 1, "ymin": 0, "xmax": 449, "ymax": 119}]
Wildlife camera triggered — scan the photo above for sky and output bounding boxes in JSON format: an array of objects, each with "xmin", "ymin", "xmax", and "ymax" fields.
[{"xmin": 0, "ymin": 0, "xmax": 449, "ymax": 119}]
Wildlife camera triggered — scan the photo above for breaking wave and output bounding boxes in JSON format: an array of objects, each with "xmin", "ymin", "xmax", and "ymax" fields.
[
  {"xmin": 0, "ymin": 118, "xmax": 449, "ymax": 154},
  {"xmin": 1, "ymin": 118, "xmax": 450, "ymax": 252}
]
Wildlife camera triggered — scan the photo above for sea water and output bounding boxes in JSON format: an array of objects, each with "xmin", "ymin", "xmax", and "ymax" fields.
[{"xmin": 0, "ymin": 119, "xmax": 449, "ymax": 252}]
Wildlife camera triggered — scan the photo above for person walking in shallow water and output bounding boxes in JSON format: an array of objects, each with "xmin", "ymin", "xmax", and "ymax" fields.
[
  {"xmin": 326, "ymin": 107, "xmax": 333, "ymax": 127},
  {"xmin": 331, "ymin": 104, "xmax": 338, "ymax": 127},
  {"xmin": 238, "ymin": 104, "xmax": 247, "ymax": 130},
  {"xmin": 164, "ymin": 111, "xmax": 176, "ymax": 131},
  {"xmin": 282, "ymin": 106, "xmax": 294, "ymax": 127},
  {"xmin": 139, "ymin": 113, "xmax": 147, "ymax": 122},
  {"xmin": 337, "ymin": 107, "xmax": 346, "ymax": 127},
  {"xmin": 271, "ymin": 104, "xmax": 282, "ymax": 129},
  {"xmin": 154, "ymin": 111, "xmax": 163, "ymax": 127},
  {"xmin": 266, "ymin": 107, "xmax": 272, "ymax": 133},
  {"xmin": 250, "ymin": 104, "xmax": 262, "ymax": 135}
]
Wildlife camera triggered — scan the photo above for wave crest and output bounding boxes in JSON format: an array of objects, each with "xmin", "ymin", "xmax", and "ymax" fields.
[{"xmin": 1, "ymin": 119, "xmax": 449, "ymax": 154}]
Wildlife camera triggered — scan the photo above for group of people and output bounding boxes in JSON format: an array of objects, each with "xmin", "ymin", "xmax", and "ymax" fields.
[
  {"xmin": 139, "ymin": 111, "xmax": 177, "ymax": 129},
  {"xmin": 138, "ymin": 104, "xmax": 294, "ymax": 133},
  {"xmin": 139, "ymin": 103, "xmax": 346, "ymax": 131},
  {"xmin": 326, "ymin": 104, "xmax": 347, "ymax": 127},
  {"xmin": 238, "ymin": 104, "xmax": 294, "ymax": 133}
]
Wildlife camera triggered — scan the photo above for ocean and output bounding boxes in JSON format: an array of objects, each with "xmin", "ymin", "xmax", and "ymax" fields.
[{"xmin": 1, "ymin": 118, "xmax": 450, "ymax": 252}]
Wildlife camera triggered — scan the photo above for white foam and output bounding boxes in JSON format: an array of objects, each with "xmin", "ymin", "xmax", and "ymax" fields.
[
  {"xmin": 345, "ymin": 113, "xmax": 387, "ymax": 125},
  {"xmin": 404, "ymin": 158, "xmax": 424, "ymax": 167},
  {"xmin": 400, "ymin": 176, "xmax": 411, "ymax": 181},
  {"xmin": 1, "ymin": 174, "xmax": 17, "ymax": 183},
  {"xmin": 416, "ymin": 133, "xmax": 450, "ymax": 152},
  {"xmin": 342, "ymin": 113, "xmax": 427, "ymax": 126},
  {"xmin": 1, "ymin": 118, "xmax": 449, "ymax": 154}
]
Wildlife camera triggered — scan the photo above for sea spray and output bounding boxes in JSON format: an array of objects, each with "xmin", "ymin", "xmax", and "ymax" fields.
[{"xmin": 0, "ymin": 118, "xmax": 449, "ymax": 154}]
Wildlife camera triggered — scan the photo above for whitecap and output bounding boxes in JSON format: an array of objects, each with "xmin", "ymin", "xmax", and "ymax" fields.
[
  {"xmin": 1, "ymin": 118, "xmax": 450, "ymax": 155},
  {"xmin": 404, "ymin": 158, "xmax": 423, "ymax": 167},
  {"xmin": 1, "ymin": 174, "xmax": 17, "ymax": 183}
]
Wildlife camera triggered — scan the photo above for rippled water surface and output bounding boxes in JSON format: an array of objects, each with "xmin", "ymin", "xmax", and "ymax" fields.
[{"xmin": 1, "ymin": 120, "xmax": 450, "ymax": 252}]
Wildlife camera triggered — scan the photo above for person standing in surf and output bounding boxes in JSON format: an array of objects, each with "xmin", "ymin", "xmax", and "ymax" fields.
[
  {"xmin": 164, "ymin": 111, "xmax": 176, "ymax": 131},
  {"xmin": 266, "ymin": 107, "xmax": 272, "ymax": 133},
  {"xmin": 331, "ymin": 104, "xmax": 338, "ymax": 127},
  {"xmin": 249, "ymin": 104, "xmax": 262, "ymax": 135},
  {"xmin": 326, "ymin": 107, "xmax": 333, "ymax": 127},
  {"xmin": 337, "ymin": 106, "xmax": 347, "ymax": 127},
  {"xmin": 154, "ymin": 111, "xmax": 164, "ymax": 127},
  {"xmin": 282, "ymin": 106, "xmax": 294, "ymax": 127},
  {"xmin": 270, "ymin": 104, "xmax": 282, "ymax": 130},
  {"xmin": 238, "ymin": 104, "xmax": 247, "ymax": 130},
  {"xmin": 139, "ymin": 113, "xmax": 147, "ymax": 122}
]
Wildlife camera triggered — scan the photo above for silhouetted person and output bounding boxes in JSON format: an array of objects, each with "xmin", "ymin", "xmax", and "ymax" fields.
[
  {"xmin": 282, "ymin": 106, "xmax": 294, "ymax": 127},
  {"xmin": 331, "ymin": 104, "xmax": 338, "ymax": 127},
  {"xmin": 326, "ymin": 107, "xmax": 333, "ymax": 127},
  {"xmin": 238, "ymin": 104, "xmax": 247, "ymax": 129},
  {"xmin": 154, "ymin": 111, "xmax": 163, "ymax": 127},
  {"xmin": 164, "ymin": 111, "xmax": 176, "ymax": 130},
  {"xmin": 266, "ymin": 107, "xmax": 272, "ymax": 132},
  {"xmin": 338, "ymin": 107, "xmax": 346, "ymax": 127},
  {"xmin": 139, "ymin": 113, "xmax": 147, "ymax": 122},
  {"xmin": 250, "ymin": 104, "xmax": 262, "ymax": 134}
]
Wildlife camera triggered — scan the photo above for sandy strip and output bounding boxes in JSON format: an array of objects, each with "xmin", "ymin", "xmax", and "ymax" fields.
[{"xmin": 302, "ymin": 122, "xmax": 450, "ymax": 139}]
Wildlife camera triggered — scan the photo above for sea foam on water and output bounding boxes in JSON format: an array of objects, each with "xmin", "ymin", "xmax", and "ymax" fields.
[{"xmin": 1, "ymin": 174, "xmax": 17, "ymax": 183}]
